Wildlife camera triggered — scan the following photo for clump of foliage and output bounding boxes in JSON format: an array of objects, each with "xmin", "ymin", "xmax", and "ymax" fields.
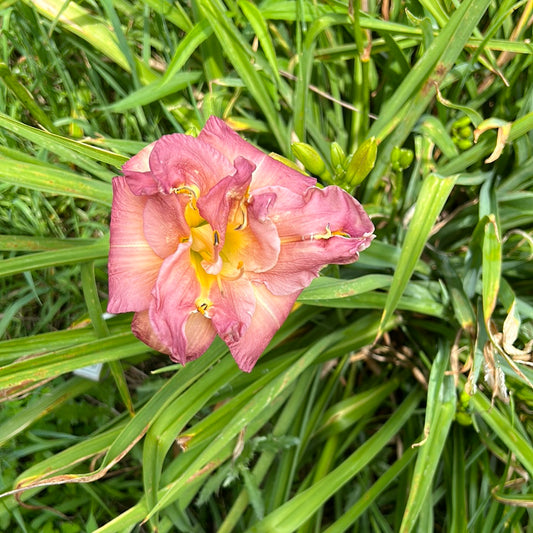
[{"xmin": 0, "ymin": 0, "xmax": 532, "ymax": 531}]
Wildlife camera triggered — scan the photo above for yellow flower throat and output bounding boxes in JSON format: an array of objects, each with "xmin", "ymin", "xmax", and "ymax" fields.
[{"xmin": 174, "ymin": 185, "xmax": 245, "ymax": 318}]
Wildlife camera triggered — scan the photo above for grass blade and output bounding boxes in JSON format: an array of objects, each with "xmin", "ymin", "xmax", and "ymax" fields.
[{"xmin": 377, "ymin": 173, "xmax": 457, "ymax": 337}]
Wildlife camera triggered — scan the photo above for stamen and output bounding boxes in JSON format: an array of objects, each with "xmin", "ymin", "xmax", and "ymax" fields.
[
  {"xmin": 172, "ymin": 185, "xmax": 201, "ymax": 224},
  {"xmin": 280, "ymin": 223, "xmax": 351, "ymax": 244},
  {"xmin": 234, "ymin": 205, "xmax": 248, "ymax": 231},
  {"xmin": 195, "ymin": 297, "xmax": 213, "ymax": 318},
  {"xmin": 213, "ymin": 230, "xmax": 220, "ymax": 246},
  {"xmin": 171, "ymin": 185, "xmax": 199, "ymax": 199},
  {"xmin": 311, "ymin": 223, "xmax": 350, "ymax": 240}
]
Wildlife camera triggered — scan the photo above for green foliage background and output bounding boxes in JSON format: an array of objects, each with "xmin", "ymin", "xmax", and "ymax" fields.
[{"xmin": 0, "ymin": 0, "xmax": 532, "ymax": 531}]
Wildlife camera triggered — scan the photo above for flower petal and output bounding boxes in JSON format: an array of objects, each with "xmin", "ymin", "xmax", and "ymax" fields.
[
  {"xmin": 182, "ymin": 312, "xmax": 217, "ymax": 362},
  {"xmin": 131, "ymin": 310, "xmax": 171, "ymax": 355},
  {"xmin": 143, "ymin": 193, "xmax": 190, "ymax": 258},
  {"xmin": 270, "ymin": 185, "xmax": 374, "ymax": 239},
  {"xmin": 196, "ymin": 156, "xmax": 255, "ymax": 270},
  {"xmin": 107, "ymin": 177, "xmax": 163, "ymax": 313},
  {"xmin": 198, "ymin": 116, "xmax": 316, "ymax": 194},
  {"xmin": 148, "ymin": 133, "xmax": 234, "ymax": 195},
  {"xmin": 209, "ymin": 277, "xmax": 256, "ymax": 347},
  {"xmin": 222, "ymin": 192, "xmax": 280, "ymax": 273},
  {"xmin": 253, "ymin": 185, "xmax": 374, "ymax": 294},
  {"xmin": 122, "ymin": 141, "xmax": 161, "ymax": 195},
  {"xmin": 225, "ymin": 283, "xmax": 299, "ymax": 372},
  {"xmin": 149, "ymin": 242, "xmax": 216, "ymax": 365}
]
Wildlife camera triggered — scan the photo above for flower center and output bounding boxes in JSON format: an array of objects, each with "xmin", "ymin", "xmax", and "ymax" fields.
[{"xmin": 174, "ymin": 188, "xmax": 247, "ymax": 317}]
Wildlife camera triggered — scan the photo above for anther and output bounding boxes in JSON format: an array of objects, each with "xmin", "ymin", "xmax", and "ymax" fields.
[{"xmin": 195, "ymin": 297, "xmax": 213, "ymax": 318}]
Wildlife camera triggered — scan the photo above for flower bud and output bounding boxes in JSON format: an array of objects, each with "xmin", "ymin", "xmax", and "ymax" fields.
[
  {"xmin": 269, "ymin": 152, "xmax": 307, "ymax": 172},
  {"xmin": 330, "ymin": 142, "xmax": 346, "ymax": 170},
  {"xmin": 458, "ymin": 126, "xmax": 472, "ymax": 139},
  {"xmin": 452, "ymin": 115, "xmax": 471, "ymax": 129},
  {"xmin": 291, "ymin": 142, "xmax": 331, "ymax": 180},
  {"xmin": 399, "ymin": 148, "xmax": 413, "ymax": 169},
  {"xmin": 456, "ymin": 138, "xmax": 473, "ymax": 150},
  {"xmin": 391, "ymin": 145, "xmax": 401, "ymax": 165},
  {"xmin": 345, "ymin": 137, "xmax": 377, "ymax": 188}
]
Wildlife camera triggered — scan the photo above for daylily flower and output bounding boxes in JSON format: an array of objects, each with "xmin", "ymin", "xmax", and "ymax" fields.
[{"xmin": 107, "ymin": 116, "xmax": 374, "ymax": 371}]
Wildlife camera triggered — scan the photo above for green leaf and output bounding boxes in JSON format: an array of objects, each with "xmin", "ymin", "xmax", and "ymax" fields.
[
  {"xmin": 105, "ymin": 71, "xmax": 203, "ymax": 112},
  {"xmin": 482, "ymin": 214, "xmax": 502, "ymax": 327},
  {"xmin": 26, "ymin": 0, "xmax": 156, "ymax": 84},
  {"xmin": 238, "ymin": 0, "xmax": 281, "ymax": 86},
  {"xmin": 399, "ymin": 345, "xmax": 456, "ymax": 532},
  {"xmin": 247, "ymin": 389, "xmax": 423, "ymax": 532},
  {"xmin": 0, "ymin": 239, "xmax": 109, "ymax": 279},
  {"xmin": 469, "ymin": 386, "xmax": 533, "ymax": 477},
  {"xmin": 299, "ymin": 274, "xmax": 391, "ymax": 301},
  {"xmin": 198, "ymin": 0, "xmax": 286, "ymax": 151},
  {"xmin": 377, "ymin": 173, "xmax": 457, "ymax": 336},
  {"xmin": 0, "ymin": 112, "xmax": 126, "ymax": 169},
  {"xmin": 0, "ymin": 63, "xmax": 59, "ymax": 133},
  {"xmin": 365, "ymin": 0, "xmax": 492, "ymax": 198},
  {"xmin": 0, "ymin": 377, "xmax": 95, "ymax": 446},
  {"xmin": 0, "ymin": 157, "xmax": 112, "ymax": 205},
  {"xmin": 0, "ymin": 332, "xmax": 147, "ymax": 390}
]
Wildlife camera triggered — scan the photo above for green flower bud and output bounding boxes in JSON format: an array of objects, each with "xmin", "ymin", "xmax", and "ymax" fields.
[
  {"xmin": 269, "ymin": 152, "xmax": 307, "ymax": 172},
  {"xmin": 345, "ymin": 137, "xmax": 377, "ymax": 188},
  {"xmin": 391, "ymin": 145, "xmax": 401, "ymax": 164},
  {"xmin": 185, "ymin": 125, "xmax": 200, "ymax": 137},
  {"xmin": 455, "ymin": 411, "xmax": 473, "ymax": 426},
  {"xmin": 459, "ymin": 126, "xmax": 473, "ymax": 139},
  {"xmin": 330, "ymin": 142, "xmax": 346, "ymax": 170},
  {"xmin": 452, "ymin": 115, "xmax": 471, "ymax": 129},
  {"xmin": 291, "ymin": 142, "xmax": 331, "ymax": 180},
  {"xmin": 399, "ymin": 148, "xmax": 413, "ymax": 169},
  {"xmin": 459, "ymin": 389, "xmax": 471, "ymax": 409},
  {"xmin": 457, "ymin": 138, "xmax": 473, "ymax": 150},
  {"xmin": 333, "ymin": 164, "xmax": 345, "ymax": 181}
]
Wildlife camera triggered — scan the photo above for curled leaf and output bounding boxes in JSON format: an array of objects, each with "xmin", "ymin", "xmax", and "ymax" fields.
[{"xmin": 474, "ymin": 118, "xmax": 511, "ymax": 164}]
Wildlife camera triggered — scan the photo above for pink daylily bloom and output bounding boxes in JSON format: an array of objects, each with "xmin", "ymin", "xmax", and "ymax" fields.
[{"xmin": 108, "ymin": 116, "xmax": 374, "ymax": 372}]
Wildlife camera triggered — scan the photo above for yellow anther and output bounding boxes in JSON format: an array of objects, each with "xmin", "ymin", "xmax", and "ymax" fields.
[
  {"xmin": 195, "ymin": 297, "xmax": 213, "ymax": 317},
  {"xmin": 234, "ymin": 205, "xmax": 248, "ymax": 231},
  {"xmin": 312, "ymin": 223, "xmax": 350, "ymax": 240},
  {"xmin": 171, "ymin": 185, "xmax": 200, "ymax": 199}
]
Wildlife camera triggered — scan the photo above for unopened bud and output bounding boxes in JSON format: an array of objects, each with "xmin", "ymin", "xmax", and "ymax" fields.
[
  {"xmin": 330, "ymin": 142, "xmax": 346, "ymax": 170},
  {"xmin": 291, "ymin": 142, "xmax": 331, "ymax": 180},
  {"xmin": 456, "ymin": 138, "xmax": 473, "ymax": 150},
  {"xmin": 452, "ymin": 115, "xmax": 471, "ymax": 129},
  {"xmin": 391, "ymin": 145, "xmax": 401, "ymax": 165},
  {"xmin": 269, "ymin": 152, "xmax": 307, "ymax": 172},
  {"xmin": 458, "ymin": 126, "xmax": 472, "ymax": 139},
  {"xmin": 399, "ymin": 148, "xmax": 413, "ymax": 169},
  {"xmin": 345, "ymin": 137, "xmax": 377, "ymax": 188}
]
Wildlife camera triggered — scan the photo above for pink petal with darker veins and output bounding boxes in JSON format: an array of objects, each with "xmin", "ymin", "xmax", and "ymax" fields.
[
  {"xmin": 131, "ymin": 310, "xmax": 171, "ymax": 356},
  {"xmin": 148, "ymin": 133, "xmax": 234, "ymax": 195},
  {"xmin": 198, "ymin": 116, "xmax": 316, "ymax": 194},
  {"xmin": 122, "ymin": 141, "xmax": 160, "ymax": 195},
  {"xmin": 209, "ymin": 277, "xmax": 256, "ymax": 348},
  {"xmin": 269, "ymin": 185, "xmax": 374, "ymax": 239},
  {"xmin": 196, "ymin": 156, "xmax": 255, "ymax": 267},
  {"xmin": 225, "ymin": 282, "xmax": 300, "ymax": 372},
  {"xmin": 149, "ymin": 242, "xmax": 216, "ymax": 365},
  {"xmin": 221, "ymin": 192, "xmax": 280, "ymax": 274},
  {"xmin": 107, "ymin": 177, "xmax": 163, "ymax": 313},
  {"xmin": 255, "ymin": 236, "xmax": 373, "ymax": 295},
  {"xmin": 252, "ymin": 185, "xmax": 374, "ymax": 295},
  {"xmin": 143, "ymin": 193, "xmax": 190, "ymax": 258}
]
